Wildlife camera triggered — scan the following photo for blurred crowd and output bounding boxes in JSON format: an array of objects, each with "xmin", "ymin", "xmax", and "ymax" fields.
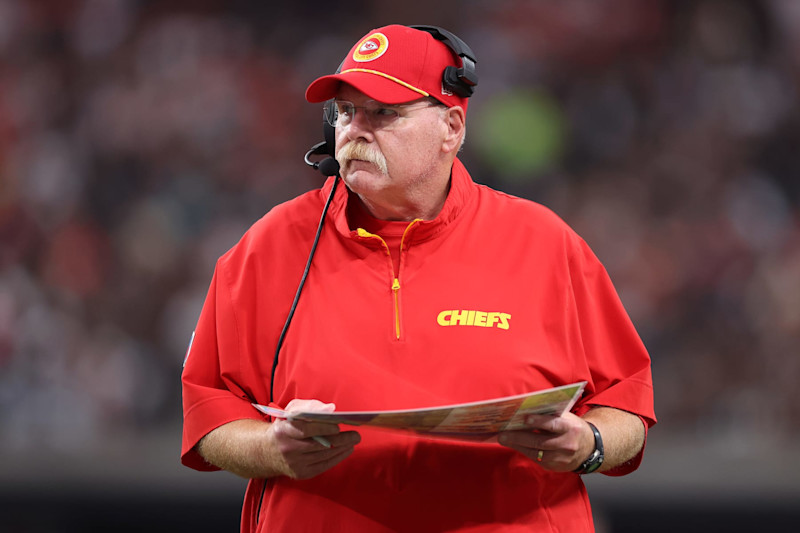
[{"xmin": 0, "ymin": 0, "xmax": 798, "ymax": 456}]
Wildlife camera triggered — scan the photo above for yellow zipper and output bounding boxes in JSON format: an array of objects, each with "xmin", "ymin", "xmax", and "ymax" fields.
[
  {"xmin": 392, "ymin": 220, "xmax": 420, "ymax": 340},
  {"xmin": 392, "ymin": 277, "xmax": 401, "ymax": 339},
  {"xmin": 356, "ymin": 220, "xmax": 421, "ymax": 341}
]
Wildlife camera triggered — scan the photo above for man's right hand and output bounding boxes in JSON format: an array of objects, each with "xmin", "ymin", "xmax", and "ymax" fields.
[
  {"xmin": 196, "ymin": 399, "xmax": 361, "ymax": 480},
  {"xmin": 267, "ymin": 399, "xmax": 362, "ymax": 479}
]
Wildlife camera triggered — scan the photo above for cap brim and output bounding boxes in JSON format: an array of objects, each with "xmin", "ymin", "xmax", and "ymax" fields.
[{"xmin": 305, "ymin": 71, "xmax": 427, "ymax": 104}]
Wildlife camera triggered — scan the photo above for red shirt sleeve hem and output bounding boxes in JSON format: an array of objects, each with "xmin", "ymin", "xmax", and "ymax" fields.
[{"xmin": 181, "ymin": 394, "xmax": 264, "ymax": 471}]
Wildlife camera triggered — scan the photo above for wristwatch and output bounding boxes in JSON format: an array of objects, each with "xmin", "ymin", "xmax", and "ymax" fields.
[{"xmin": 574, "ymin": 422, "xmax": 604, "ymax": 475}]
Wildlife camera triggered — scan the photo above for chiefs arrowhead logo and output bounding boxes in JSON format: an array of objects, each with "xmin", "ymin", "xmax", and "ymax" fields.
[
  {"xmin": 361, "ymin": 40, "xmax": 379, "ymax": 52},
  {"xmin": 353, "ymin": 32, "xmax": 388, "ymax": 62}
]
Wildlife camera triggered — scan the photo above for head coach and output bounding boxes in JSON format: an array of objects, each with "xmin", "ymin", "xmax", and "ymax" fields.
[{"xmin": 181, "ymin": 24, "xmax": 656, "ymax": 532}]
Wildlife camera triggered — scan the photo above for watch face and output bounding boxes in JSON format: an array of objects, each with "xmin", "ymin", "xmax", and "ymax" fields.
[{"xmin": 583, "ymin": 461, "xmax": 603, "ymax": 474}]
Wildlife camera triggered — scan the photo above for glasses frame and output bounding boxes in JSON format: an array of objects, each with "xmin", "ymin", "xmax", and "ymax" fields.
[{"xmin": 325, "ymin": 97, "xmax": 445, "ymax": 130}]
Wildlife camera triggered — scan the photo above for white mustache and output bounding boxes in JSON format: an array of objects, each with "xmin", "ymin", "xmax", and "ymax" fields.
[{"xmin": 336, "ymin": 142, "xmax": 388, "ymax": 175}]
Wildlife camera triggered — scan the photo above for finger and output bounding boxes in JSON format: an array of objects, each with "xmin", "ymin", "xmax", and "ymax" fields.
[
  {"xmin": 305, "ymin": 430, "xmax": 361, "ymax": 451},
  {"xmin": 309, "ymin": 445, "xmax": 355, "ymax": 466},
  {"xmin": 499, "ymin": 434, "xmax": 572, "ymax": 469},
  {"xmin": 498, "ymin": 430, "xmax": 545, "ymax": 450},
  {"xmin": 499, "ymin": 437, "xmax": 550, "ymax": 464},
  {"xmin": 285, "ymin": 399, "xmax": 336, "ymax": 413},
  {"xmin": 498, "ymin": 433, "xmax": 540, "ymax": 461},
  {"xmin": 286, "ymin": 435, "xmax": 360, "ymax": 477},
  {"xmin": 281, "ymin": 439, "xmax": 352, "ymax": 476},
  {"xmin": 271, "ymin": 419, "xmax": 308, "ymax": 442},
  {"xmin": 292, "ymin": 446, "xmax": 357, "ymax": 480},
  {"xmin": 320, "ymin": 430, "xmax": 361, "ymax": 448},
  {"xmin": 271, "ymin": 420, "xmax": 335, "ymax": 455},
  {"xmin": 280, "ymin": 419, "xmax": 342, "ymax": 442},
  {"xmin": 291, "ymin": 418, "xmax": 343, "ymax": 436},
  {"xmin": 499, "ymin": 430, "xmax": 569, "ymax": 459},
  {"xmin": 525, "ymin": 414, "xmax": 565, "ymax": 434}
]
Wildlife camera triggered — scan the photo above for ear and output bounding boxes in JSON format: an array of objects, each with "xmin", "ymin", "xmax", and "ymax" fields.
[{"xmin": 441, "ymin": 106, "xmax": 466, "ymax": 154}]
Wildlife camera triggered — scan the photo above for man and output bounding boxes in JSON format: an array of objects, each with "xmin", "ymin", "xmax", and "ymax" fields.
[{"xmin": 181, "ymin": 24, "xmax": 656, "ymax": 532}]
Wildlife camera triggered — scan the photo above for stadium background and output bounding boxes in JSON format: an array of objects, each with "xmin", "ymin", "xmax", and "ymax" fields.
[{"xmin": 1, "ymin": 0, "xmax": 798, "ymax": 531}]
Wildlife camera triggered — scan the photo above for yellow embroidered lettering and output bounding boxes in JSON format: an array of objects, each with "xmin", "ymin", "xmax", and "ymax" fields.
[
  {"xmin": 466, "ymin": 310, "xmax": 476, "ymax": 326},
  {"xmin": 436, "ymin": 310, "xmax": 512, "ymax": 330},
  {"xmin": 452, "ymin": 309, "xmax": 470, "ymax": 326}
]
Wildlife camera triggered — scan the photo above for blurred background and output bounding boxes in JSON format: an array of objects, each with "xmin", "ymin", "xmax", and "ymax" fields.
[{"xmin": 1, "ymin": 0, "xmax": 798, "ymax": 531}]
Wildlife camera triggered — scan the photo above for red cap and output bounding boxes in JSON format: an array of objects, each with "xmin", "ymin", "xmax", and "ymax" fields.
[{"xmin": 305, "ymin": 25, "xmax": 468, "ymax": 111}]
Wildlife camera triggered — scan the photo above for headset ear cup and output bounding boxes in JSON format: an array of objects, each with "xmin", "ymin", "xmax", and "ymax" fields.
[
  {"xmin": 408, "ymin": 25, "xmax": 478, "ymax": 99},
  {"xmin": 443, "ymin": 66, "xmax": 473, "ymax": 98},
  {"xmin": 324, "ymin": 122, "xmax": 335, "ymax": 158}
]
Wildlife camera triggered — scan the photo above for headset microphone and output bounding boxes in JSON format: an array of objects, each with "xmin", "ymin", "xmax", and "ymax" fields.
[
  {"xmin": 317, "ymin": 156, "xmax": 340, "ymax": 177},
  {"xmin": 304, "ymin": 95, "xmax": 339, "ymax": 178},
  {"xmin": 303, "ymin": 140, "xmax": 340, "ymax": 177}
]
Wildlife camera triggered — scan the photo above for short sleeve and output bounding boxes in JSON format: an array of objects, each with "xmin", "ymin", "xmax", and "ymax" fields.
[
  {"xmin": 180, "ymin": 265, "xmax": 263, "ymax": 471},
  {"xmin": 568, "ymin": 236, "xmax": 656, "ymax": 475}
]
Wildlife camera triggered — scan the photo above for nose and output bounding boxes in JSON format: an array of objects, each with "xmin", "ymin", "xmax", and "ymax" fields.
[{"xmin": 343, "ymin": 108, "xmax": 375, "ymax": 142}]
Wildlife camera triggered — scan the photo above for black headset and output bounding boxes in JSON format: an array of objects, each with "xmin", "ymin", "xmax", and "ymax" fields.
[
  {"xmin": 411, "ymin": 24, "xmax": 479, "ymax": 98},
  {"xmin": 275, "ymin": 26, "xmax": 478, "ymax": 403},
  {"xmin": 304, "ymin": 25, "xmax": 478, "ymax": 178}
]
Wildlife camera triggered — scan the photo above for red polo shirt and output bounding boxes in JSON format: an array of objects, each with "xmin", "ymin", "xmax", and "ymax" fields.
[{"xmin": 181, "ymin": 159, "xmax": 656, "ymax": 532}]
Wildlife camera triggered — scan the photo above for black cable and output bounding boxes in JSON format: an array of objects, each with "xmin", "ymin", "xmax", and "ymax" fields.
[{"xmin": 268, "ymin": 177, "xmax": 339, "ymax": 403}]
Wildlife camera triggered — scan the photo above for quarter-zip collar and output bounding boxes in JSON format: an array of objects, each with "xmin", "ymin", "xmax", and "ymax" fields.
[{"xmin": 323, "ymin": 157, "xmax": 476, "ymax": 246}]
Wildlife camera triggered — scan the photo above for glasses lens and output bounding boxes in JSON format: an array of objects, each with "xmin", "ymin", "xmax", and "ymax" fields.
[
  {"xmin": 324, "ymin": 100, "xmax": 338, "ymax": 127},
  {"xmin": 325, "ymin": 99, "xmax": 440, "ymax": 129}
]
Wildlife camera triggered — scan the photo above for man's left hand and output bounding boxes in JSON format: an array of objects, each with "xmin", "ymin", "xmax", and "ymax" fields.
[{"xmin": 498, "ymin": 412, "xmax": 594, "ymax": 472}]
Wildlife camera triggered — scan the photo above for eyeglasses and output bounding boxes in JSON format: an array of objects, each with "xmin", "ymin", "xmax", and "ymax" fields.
[{"xmin": 325, "ymin": 98, "xmax": 444, "ymax": 130}]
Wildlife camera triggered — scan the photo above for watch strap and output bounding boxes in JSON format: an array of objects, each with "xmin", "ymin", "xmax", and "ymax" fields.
[{"xmin": 574, "ymin": 421, "xmax": 604, "ymax": 475}]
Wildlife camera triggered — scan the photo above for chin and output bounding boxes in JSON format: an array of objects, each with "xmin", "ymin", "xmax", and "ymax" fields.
[{"xmin": 343, "ymin": 168, "xmax": 390, "ymax": 190}]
